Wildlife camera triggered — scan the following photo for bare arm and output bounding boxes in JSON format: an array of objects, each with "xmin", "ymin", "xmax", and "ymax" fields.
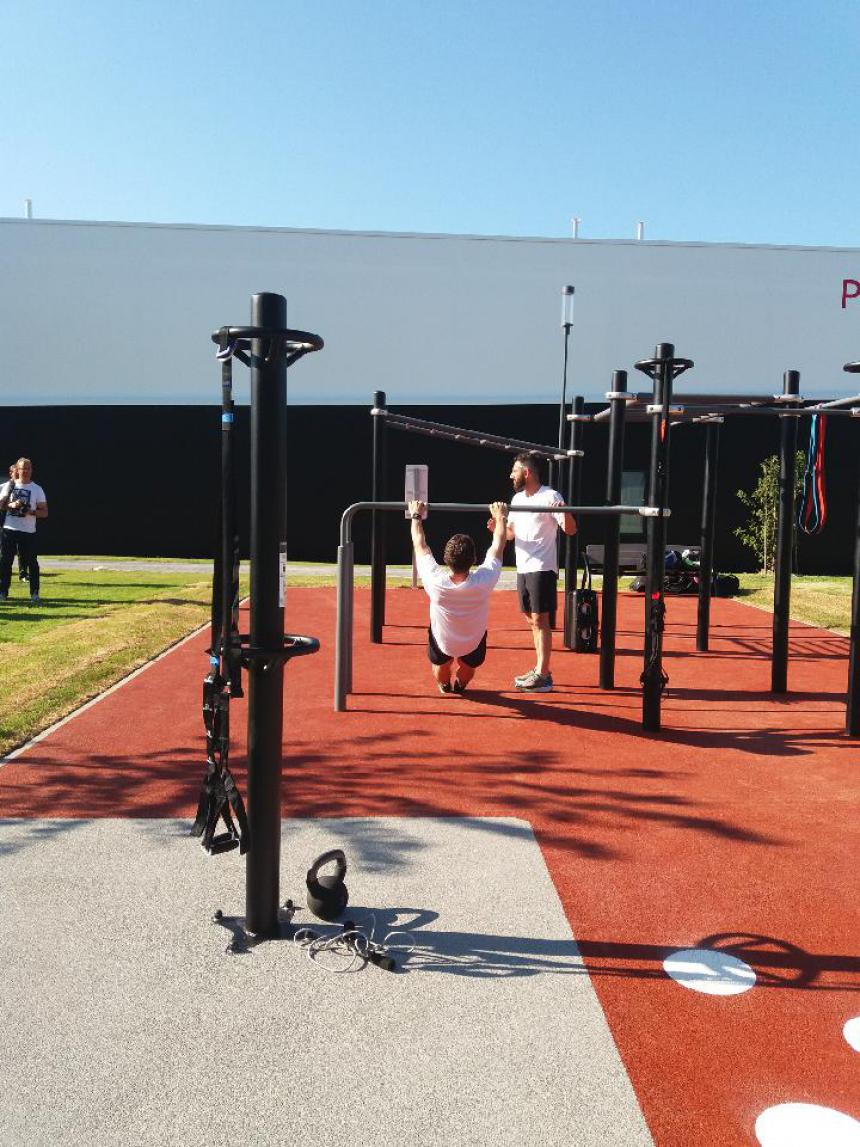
[
  {"xmin": 487, "ymin": 511, "xmax": 515, "ymax": 542},
  {"xmin": 487, "ymin": 502, "xmax": 509, "ymax": 561},
  {"xmin": 35, "ymin": 500, "xmax": 48, "ymax": 520},
  {"xmin": 408, "ymin": 499, "xmax": 432, "ymax": 559},
  {"xmin": 550, "ymin": 500, "xmax": 577, "ymax": 536}
]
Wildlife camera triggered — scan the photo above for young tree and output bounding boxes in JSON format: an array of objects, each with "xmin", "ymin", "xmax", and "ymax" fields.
[{"xmin": 735, "ymin": 452, "xmax": 805, "ymax": 572}]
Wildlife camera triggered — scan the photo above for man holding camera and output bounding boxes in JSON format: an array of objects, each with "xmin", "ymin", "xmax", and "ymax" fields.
[{"xmin": 0, "ymin": 458, "xmax": 49, "ymax": 603}]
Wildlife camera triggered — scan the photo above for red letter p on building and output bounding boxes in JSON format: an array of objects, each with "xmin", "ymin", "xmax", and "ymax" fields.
[{"xmin": 843, "ymin": 279, "xmax": 860, "ymax": 309}]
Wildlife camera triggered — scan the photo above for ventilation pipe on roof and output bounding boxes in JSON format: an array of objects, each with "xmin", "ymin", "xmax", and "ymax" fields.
[
  {"xmin": 24, "ymin": 199, "xmax": 33, "ymax": 219},
  {"xmin": 571, "ymin": 216, "xmax": 581, "ymax": 239},
  {"xmin": 636, "ymin": 220, "xmax": 645, "ymax": 240}
]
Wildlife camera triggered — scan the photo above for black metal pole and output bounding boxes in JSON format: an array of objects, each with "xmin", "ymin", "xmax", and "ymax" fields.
[
  {"xmin": 556, "ymin": 285, "xmax": 575, "ymax": 497},
  {"xmin": 642, "ymin": 344, "xmax": 675, "ymax": 731},
  {"xmin": 845, "ymin": 362, "xmax": 860, "ymax": 736},
  {"xmin": 847, "ymin": 467, "xmax": 860, "ymax": 736},
  {"xmin": 245, "ymin": 293, "xmax": 288, "ymax": 937},
  {"xmin": 370, "ymin": 390, "xmax": 387, "ymax": 644},
  {"xmin": 771, "ymin": 370, "xmax": 800, "ymax": 693},
  {"xmin": 565, "ymin": 396, "xmax": 584, "ymax": 648},
  {"xmin": 695, "ymin": 421, "xmax": 721, "ymax": 652},
  {"xmin": 599, "ymin": 370, "xmax": 627, "ymax": 688}
]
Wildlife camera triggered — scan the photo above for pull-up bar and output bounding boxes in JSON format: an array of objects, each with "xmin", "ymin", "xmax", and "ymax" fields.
[
  {"xmin": 335, "ymin": 500, "xmax": 670, "ymax": 711},
  {"xmin": 372, "ymin": 406, "xmax": 583, "ymax": 462},
  {"xmin": 368, "ymin": 391, "xmax": 586, "ymax": 645}
]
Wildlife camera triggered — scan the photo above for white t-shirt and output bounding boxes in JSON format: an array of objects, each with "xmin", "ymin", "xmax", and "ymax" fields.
[
  {"xmin": 1, "ymin": 481, "xmax": 46, "ymax": 535},
  {"xmin": 416, "ymin": 549, "xmax": 502, "ymax": 657},
  {"xmin": 510, "ymin": 486, "xmax": 566, "ymax": 573}
]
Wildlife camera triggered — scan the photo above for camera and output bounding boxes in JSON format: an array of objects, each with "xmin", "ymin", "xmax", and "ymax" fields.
[{"xmin": 9, "ymin": 503, "xmax": 29, "ymax": 517}]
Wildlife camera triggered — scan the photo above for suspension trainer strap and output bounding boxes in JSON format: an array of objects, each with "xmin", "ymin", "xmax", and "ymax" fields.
[
  {"xmin": 220, "ymin": 335, "xmax": 243, "ymax": 697},
  {"xmin": 192, "ymin": 672, "xmax": 249, "ymax": 854},
  {"xmin": 640, "ymin": 593, "xmax": 669, "ymax": 693},
  {"xmin": 798, "ymin": 414, "xmax": 827, "ymax": 535},
  {"xmin": 191, "ymin": 331, "xmax": 249, "ymax": 856}
]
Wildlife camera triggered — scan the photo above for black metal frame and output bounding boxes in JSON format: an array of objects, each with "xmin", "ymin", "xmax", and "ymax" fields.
[
  {"xmin": 198, "ymin": 297, "xmax": 323, "ymax": 938},
  {"xmin": 369, "ymin": 397, "xmax": 582, "ymax": 645}
]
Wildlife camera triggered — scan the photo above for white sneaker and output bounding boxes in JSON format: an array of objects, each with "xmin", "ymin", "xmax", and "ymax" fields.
[{"xmin": 516, "ymin": 671, "xmax": 554, "ymax": 693}]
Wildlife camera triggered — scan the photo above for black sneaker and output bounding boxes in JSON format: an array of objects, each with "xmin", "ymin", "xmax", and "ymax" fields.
[
  {"xmin": 516, "ymin": 670, "xmax": 553, "ymax": 693},
  {"xmin": 452, "ymin": 679, "xmax": 466, "ymax": 695},
  {"xmin": 438, "ymin": 681, "xmax": 453, "ymax": 695}
]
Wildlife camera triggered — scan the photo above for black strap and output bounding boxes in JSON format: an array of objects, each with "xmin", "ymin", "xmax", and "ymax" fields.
[
  {"xmin": 192, "ymin": 337, "xmax": 249, "ymax": 858},
  {"xmin": 192, "ymin": 672, "xmax": 249, "ymax": 855},
  {"xmin": 640, "ymin": 596, "xmax": 669, "ymax": 693},
  {"xmin": 580, "ymin": 553, "xmax": 592, "ymax": 591}
]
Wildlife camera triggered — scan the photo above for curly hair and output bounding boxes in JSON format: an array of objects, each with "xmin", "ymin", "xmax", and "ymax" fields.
[{"xmin": 443, "ymin": 533, "xmax": 476, "ymax": 574}]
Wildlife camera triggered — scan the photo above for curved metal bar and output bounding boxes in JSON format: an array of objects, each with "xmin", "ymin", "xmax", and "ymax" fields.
[{"xmin": 210, "ymin": 326, "xmax": 324, "ymax": 352}]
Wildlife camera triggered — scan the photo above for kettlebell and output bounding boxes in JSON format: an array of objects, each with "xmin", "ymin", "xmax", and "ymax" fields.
[{"xmin": 306, "ymin": 849, "xmax": 349, "ymax": 921}]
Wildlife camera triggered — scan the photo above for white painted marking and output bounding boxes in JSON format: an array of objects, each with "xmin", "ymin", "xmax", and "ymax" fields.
[
  {"xmin": 663, "ymin": 947, "xmax": 756, "ymax": 995},
  {"xmin": 844, "ymin": 1016, "xmax": 860, "ymax": 1052},
  {"xmin": 755, "ymin": 1102, "xmax": 860, "ymax": 1146}
]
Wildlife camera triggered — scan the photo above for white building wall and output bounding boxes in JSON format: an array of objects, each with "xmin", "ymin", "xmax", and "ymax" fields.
[{"xmin": 2, "ymin": 218, "xmax": 858, "ymax": 405}]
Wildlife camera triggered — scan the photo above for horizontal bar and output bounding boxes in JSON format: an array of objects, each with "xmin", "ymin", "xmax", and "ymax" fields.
[
  {"xmin": 340, "ymin": 501, "xmax": 669, "ymax": 545},
  {"xmin": 804, "ymin": 393, "xmax": 860, "ymax": 411},
  {"xmin": 372, "ymin": 407, "xmax": 575, "ymax": 460}
]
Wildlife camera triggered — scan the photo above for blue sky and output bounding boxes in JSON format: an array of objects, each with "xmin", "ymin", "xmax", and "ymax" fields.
[{"xmin": 3, "ymin": 0, "xmax": 858, "ymax": 246}]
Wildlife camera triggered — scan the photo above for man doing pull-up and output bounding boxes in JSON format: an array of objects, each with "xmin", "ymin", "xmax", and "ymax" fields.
[{"xmin": 409, "ymin": 499, "xmax": 508, "ymax": 694}]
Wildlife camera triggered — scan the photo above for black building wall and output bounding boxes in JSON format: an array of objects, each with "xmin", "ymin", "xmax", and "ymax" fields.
[{"xmin": 2, "ymin": 404, "xmax": 855, "ymax": 574}]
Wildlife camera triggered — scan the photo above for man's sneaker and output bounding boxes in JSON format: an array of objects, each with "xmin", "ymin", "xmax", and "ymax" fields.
[
  {"xmin": 452, "ymin": 679, "xmax": 466, "ymax": 695},
  {"xmin": 30, "ymin": 595, "xmax": 41, "ymax": 605},
  {"xmin": 18, "ymin": 572, "xmax": 27, "ymax": 582},
  {"xmin": 438, "ymin": 681, "xmax": 453, "ymax": 695},
  {"xmin": 513, "ymin": 668, "xmax": 538, "ymax": 686},
  {"xmin": 516, "ymin": 670, "xmax": 553, "ymax": 693}
]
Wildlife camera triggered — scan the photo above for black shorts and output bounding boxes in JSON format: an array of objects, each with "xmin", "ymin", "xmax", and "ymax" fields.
[
  {"xmin": 517, "ymin": 570, "xmax": 558, "ymax": 627},
  {"xmin": 427, "ymin": 627, "xmax": 488, "ymax": 668}
]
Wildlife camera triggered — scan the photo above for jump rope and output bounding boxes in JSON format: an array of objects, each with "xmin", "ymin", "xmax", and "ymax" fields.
[{"xmin": 798, "ymin": 414, "xmax": 828, "ymax": 535}]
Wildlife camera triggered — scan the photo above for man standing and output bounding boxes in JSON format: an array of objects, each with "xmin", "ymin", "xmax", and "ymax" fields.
[
  {"xmin": 505, "ymin": 452, "xmax": 576, "ymax": 692},
  {"xmin": 0, "ymin": 458, "xmax": 49, "ymax": 604},
  {"xmin": 409, "ymin": 499, "xmax": 508, "ymax": 694}
]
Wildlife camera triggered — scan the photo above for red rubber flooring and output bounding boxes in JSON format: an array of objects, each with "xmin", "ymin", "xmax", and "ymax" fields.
[{"xmin": 3, "ymin": 587, "xmax": 858, "ymax": 1145}]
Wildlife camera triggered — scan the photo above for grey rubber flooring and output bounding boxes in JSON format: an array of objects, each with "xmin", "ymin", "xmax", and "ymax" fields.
[{"xmin": 0, "ymin": 817, "xmax": 652, "ymax": 1147}]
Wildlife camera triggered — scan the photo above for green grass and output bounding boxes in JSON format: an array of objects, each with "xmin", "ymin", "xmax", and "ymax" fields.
[
  {"xmin": 735, "ymin": 573, "xmax": 852, "ymax": 635},
  {"xmin": 0, "ymin": 564, "xmax": 853, "ymax": 759},
  {"xmin": 0, "ymin": 569, "xmax": 220, "ymax": 757}
]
